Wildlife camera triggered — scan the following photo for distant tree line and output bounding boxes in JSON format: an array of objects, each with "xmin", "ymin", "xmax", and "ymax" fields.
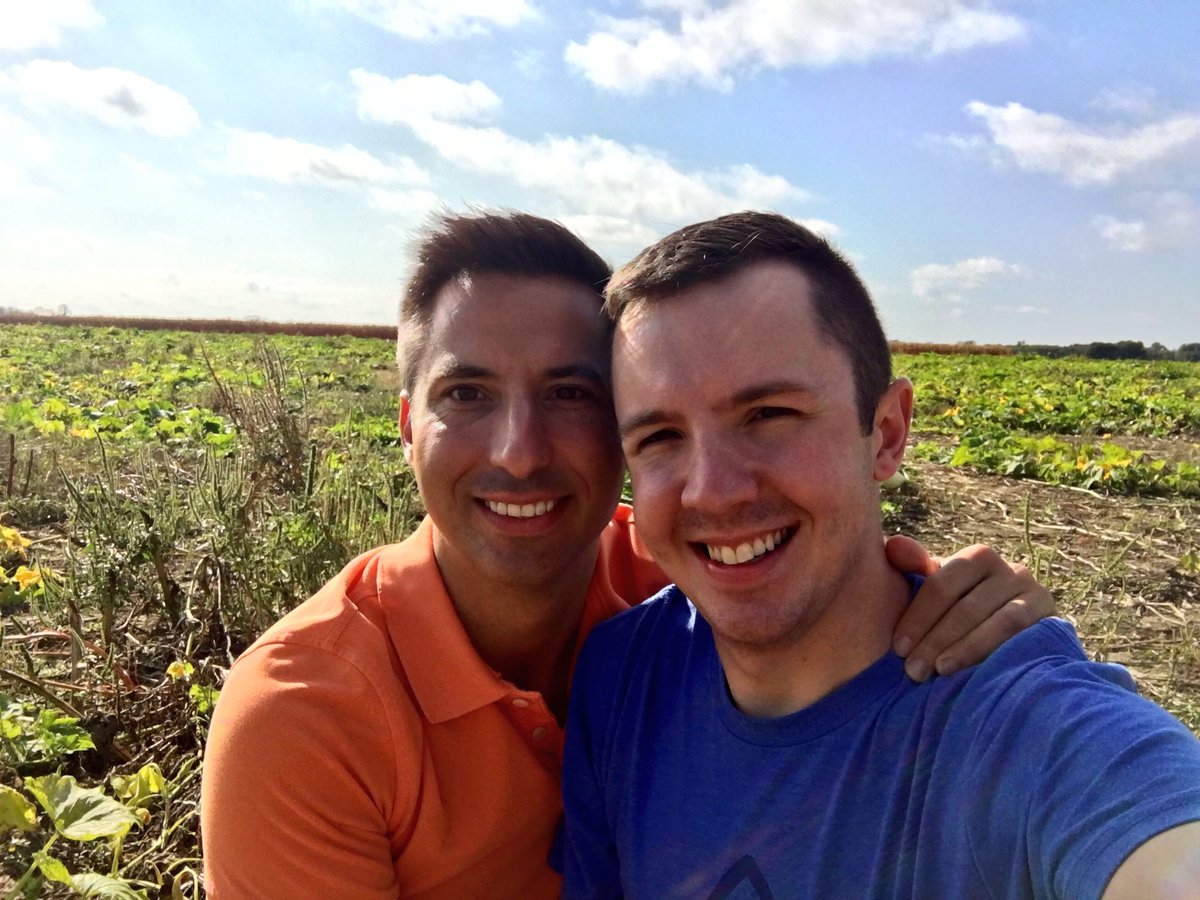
[
  {"xmin": 1015, "ymin": 340, "xmax": 1200, "ymax": 362},
  {"xmin": 1, "ymin": 308, "xmax": 1195, "ymax": 362}
]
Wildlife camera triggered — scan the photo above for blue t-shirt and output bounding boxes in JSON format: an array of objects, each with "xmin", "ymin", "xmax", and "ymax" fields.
[{"xmin": 562, "ymin": 586, "xmax": 1200, "ymax": 899}]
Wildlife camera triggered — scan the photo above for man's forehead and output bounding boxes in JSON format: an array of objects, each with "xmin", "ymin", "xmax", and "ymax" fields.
[{"xmin": 433, "ymin": 270, "xmax": 603, "ymax": 311}]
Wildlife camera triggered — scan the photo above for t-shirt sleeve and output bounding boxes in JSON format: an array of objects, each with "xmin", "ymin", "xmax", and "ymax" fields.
[
  {"xmin": 201, "ymin": 641, "xmax": 415, "ymax": 898},
  {"xmin": 561, "ymin": 635, "xmax": 626, "ymax": 899},
  {"xmin": 963, "ymin": 634, "xmax": 1200, "ymax": 899}
]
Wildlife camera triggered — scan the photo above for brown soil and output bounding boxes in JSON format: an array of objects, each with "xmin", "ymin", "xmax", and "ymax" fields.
[{"xmin": 892, "ymin": 453, "xmax": 1200, "ymax": 727}]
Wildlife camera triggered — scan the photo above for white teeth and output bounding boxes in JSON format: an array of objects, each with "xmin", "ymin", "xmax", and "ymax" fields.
[
  {"xmin": 706, "ymin": 528, "xmax": 788, "ymax": 566},
  {"xmin": 487, "ymin": 499, "xmax": 556, "ymax": 519}
]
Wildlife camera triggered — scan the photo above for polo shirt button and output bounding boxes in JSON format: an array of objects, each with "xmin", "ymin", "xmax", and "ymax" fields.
[
  {"xmin": 512, "ymin": 698, "xmax": 530, "ymax": 708},
  {"xmin": 531, "ymin": 726, "xmax": 547, "ymax": 741}
]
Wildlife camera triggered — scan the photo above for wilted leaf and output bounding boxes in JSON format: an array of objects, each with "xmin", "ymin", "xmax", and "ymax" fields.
[
  {"xmin": 72, "ymin": 872, "xmax": 150, "ymax": 899},
  {"xmin": 0, "ymin": 784, "xmax": 37, "ymax": 831},
  {"xmin": 25, "ymin": 773, "xmax": 140, "ymax": 841},
  {"xmin": 112, "ymin": 763, "xmax": 166, "ymax": 806}
]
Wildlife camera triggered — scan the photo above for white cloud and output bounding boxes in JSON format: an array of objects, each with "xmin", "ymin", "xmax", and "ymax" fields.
[
  {"xmin": 0, "ymin": 0, "xmax": 104, "ymax": 52},
  {"xmin": 220, "ymin": 126, "xmax": 429, "ymax": 187},
  {"xmin": 911, "ymin": 256, "xmax": 1025, "ymax": 303},
  {"xmin": 1088, "ymin": 85, "xmax": 1160, "ymax": 119},
  {"xmin": 566, "ymin": 0, "xmax": 1026, "ymax": 93},
  {"xmin": 0, "ymin": 108, "xmax": 55, "ymax": 197},
  {"xmin": 350, "ymin": 70, "xmax": 815, "ymax": 250},
  {"xmin": 992, "ymin": 304, "xmax": 1046, "ymax": 314},
  {"xmin": 514, "ymin": 49, "xmax": 546, "ymax": 79},
  {"xmin": 350, "ymin": 69, "xmax": 501, "ymax": 126},
  {"xmin": 119, "ymin": 153, "xmax": 179, "ymax": 186},
  {"xmin": 557, "ymin": 214, "xmax": 660, "ymax": 256},
  {"xmin": 0, "ymin": 59, "xmax": 199, "ymax": 137},
  {"xmin": 367, "ymin": 186, "xmax": 443, "ymax": 216},
  {"xmin": 315, "ymin": 0, "xmax": 537, "ymax": 40},
  {"xmin": 960, "ymin": 101, "xmax": 1200, "ymax": 186},
  {"xmin": 797, "ymin": 218, "xmax": 841, "ymax": 239},
  {"xmin": 1090, "ymin": 215, "xmax": 1149, "ymax": 252},
  {"xmin": 1091, "ymin": 191, "xmax": 1198, "ymax": 252}
]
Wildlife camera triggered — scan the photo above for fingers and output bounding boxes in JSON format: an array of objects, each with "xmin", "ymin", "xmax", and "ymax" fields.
[
  {"xmin": 893, "ymin": 544, "xmax": 1055, "ymax": 682},
  {"xmin": 884, "ymin": 533, "xmax": 940, "ymax": 579}
]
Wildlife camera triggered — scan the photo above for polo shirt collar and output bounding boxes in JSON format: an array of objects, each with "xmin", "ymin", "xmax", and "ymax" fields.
[{"xmin": 378, "ymin": 518, "xmax": 513, "ymax": 724}]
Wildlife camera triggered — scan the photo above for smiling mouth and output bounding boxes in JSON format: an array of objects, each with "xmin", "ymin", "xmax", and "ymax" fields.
[
  {"xmin": 485, "ymin": 499, "xmax": 558, "ymax": 519},
  {"xmin": 700, "ymin": 527, "xmax": 793, "ymax": 566}
]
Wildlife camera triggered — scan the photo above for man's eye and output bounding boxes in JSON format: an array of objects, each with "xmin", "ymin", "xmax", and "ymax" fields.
[
  {"xmin": 752, "ymin": 406, "xmax": 795, "ymax": 422},
  {"xmin": 448, "ymin": 386, "xmax": 483, "ymax": 402},
  {"xmin": 550, "ymin": 385, "xmax": 592, "ymax": 402},
  {"xmin": 633, "ymin": 429, "xmax": 679, "ymax": 453}
]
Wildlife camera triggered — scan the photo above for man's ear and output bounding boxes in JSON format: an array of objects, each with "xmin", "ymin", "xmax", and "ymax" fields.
[
  {"xmin": 872, "ymin": 377, "xmax": 913, "ymax": 483},
  {"xmin": 399, "ymin": 390, "xmax": 414, "ymax": 465}
]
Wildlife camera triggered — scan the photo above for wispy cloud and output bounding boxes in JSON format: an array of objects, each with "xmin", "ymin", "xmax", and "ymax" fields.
[
  {"xmin": 0, "ymin": 60, "xmax": 199, "ymax": 137},
  {"xmin": 350, "ymin": 69, "xmax": 817, "ymax": 255},
  {"xmin": 1091, "ymin": 191, "xmax": 1198, "ymax": 252},
  {"xmin": 992, "ymin": 303, "xmax": 1046, "ymax": 314},
  {"xmin": 952, "ymin": 100, "xmax": 1200, "ymax": 186},
  {"xmin": 911, "ymin": 256, "xmax": 1026, "ymax": 304},
  {"xmin": 1087, "ymin": 85, "xmax": 1161, "ymax": 119},
  {"xmin": 0, "ymin": 0, "xmax": 104, "ymax": 52},
  {"xmin": 367, "ymin": 187, "xmax": 443, "ymax": 216},
  {"xmin": 566, "ymin": 0, "xmax": 1025, "ymax": 93},
  {"xmin": 0, "ymin": 108, "xmax": 55, "ymax": 198},
  {"xmin": 219, "ymin": 126, "xmax": 429, "ymax": 187},
  {"xmin": 314, "ymin": 0, "xmax": 538, "ymax": 40}
]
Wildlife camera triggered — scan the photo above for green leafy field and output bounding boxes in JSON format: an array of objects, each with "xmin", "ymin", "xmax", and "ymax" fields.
[{"xmin": 2, "ymin": 324, "xmax": 1198, "ymax": 896}]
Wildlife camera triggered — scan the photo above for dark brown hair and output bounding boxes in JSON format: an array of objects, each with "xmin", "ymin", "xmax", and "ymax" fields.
[
  {"xmin": 397, "ymin": 211, "xmax": 612, "ymax": 390},
  {"xmin": 604, "ymin": 211, "xmax": 891, "ymax": 433}
]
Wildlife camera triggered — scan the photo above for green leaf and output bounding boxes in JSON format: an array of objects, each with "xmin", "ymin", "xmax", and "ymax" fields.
[
  {"xmin": 72, "ymin": 872, "xmax": 150, "ymax": 899},
  {"xmin": 24, "ymin": 773, "xmax": 140, "ymax": 841},
  {"xmin": 33, "ymin": 708, "xmax": 96, "ymax": 757},
  {"xmin": 188, "ymin": 684, "xmax": 220, "ymax": 716},
  {"xmin": 0, "ymin": 784, "xmax": 38, "ymax": 831},
  {"xmin": 34, "ymin": 851, "xmax": 74, "ymax": 885}
]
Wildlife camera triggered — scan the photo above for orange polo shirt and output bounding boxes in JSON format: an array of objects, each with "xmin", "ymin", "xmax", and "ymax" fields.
[{"xmin": 201, "ymin": 505, "xmax": 663, "ymax": 899}]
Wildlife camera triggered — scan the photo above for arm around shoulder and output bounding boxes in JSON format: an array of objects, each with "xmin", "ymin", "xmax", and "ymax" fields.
[
  {"xmin": 1102, "ymin": 821, "xmax": 1200, "ymax": 900},
  {"xmin": 201, "ymin": 642, "xmax": 416, "ymax": 898}
]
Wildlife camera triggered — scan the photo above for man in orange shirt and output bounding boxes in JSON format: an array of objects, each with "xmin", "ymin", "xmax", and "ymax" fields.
[{"xmin": 200, "ymin": 211, "xmax": 1053, "ymax": 898}]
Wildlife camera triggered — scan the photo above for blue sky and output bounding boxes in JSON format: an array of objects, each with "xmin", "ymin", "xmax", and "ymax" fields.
[{"xmin": 1, "ymin": 1, "xmax": 1197, "ymax": 346}]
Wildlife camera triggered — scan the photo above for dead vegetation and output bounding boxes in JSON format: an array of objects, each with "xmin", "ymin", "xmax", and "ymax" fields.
[{"xmin": 892, "ymin": 451, "xmax": 1200, "ymax": 731}]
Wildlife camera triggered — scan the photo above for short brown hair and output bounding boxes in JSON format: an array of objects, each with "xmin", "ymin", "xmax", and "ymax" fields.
[
  {"xmin": 604, "ymin": 211, "xmax": 891, "ymax": 433},
  {"xmin": 397, "ymin": 211, "xmax": 612, "ymax": 390}
]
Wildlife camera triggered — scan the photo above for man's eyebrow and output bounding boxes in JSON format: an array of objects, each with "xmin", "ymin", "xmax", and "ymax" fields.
[
  {"xmin": 426, "ymin": 361, "xmax": 608, "ymax": 384},
  {"xmin": 618, "ymin": 408, "xmax": 671, "ymax": 440},
  {"xmin": 547, "ymin": 363, "xmax": 608, "ymax": 383},
  {"xmin": 619, "ymin": 380, "xmax": 818, "ymax": 439},
  {"xmin": 729, "ymin": 380, "xmax": 818, "ymax": 406},
  {"xmin": 426, "ymin": 361, "xmax": 493, "ymax": 382}
]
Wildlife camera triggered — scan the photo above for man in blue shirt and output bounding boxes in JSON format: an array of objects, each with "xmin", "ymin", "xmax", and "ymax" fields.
[{"xmin": 562, "ymin": 211, "xmax": 1200, "ymax": 898}]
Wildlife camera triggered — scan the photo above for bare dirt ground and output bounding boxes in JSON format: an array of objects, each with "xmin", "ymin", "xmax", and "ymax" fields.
[{"xmin": 893, "ymin": 449, "xmax": 1200, "ymax": 730}]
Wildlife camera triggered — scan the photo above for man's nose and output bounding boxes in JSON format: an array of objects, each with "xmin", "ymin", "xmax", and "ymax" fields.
[
  {"xmin": 490, "ymin": 398, "xmax": 552, "ymax": 479},
  {"xmin": 680, "ymin": 436, "xmax": 756, "ymax": 513}
]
